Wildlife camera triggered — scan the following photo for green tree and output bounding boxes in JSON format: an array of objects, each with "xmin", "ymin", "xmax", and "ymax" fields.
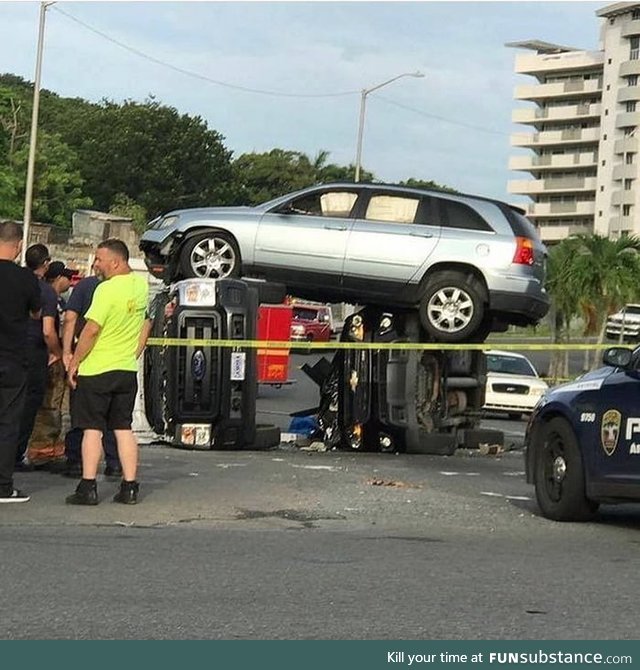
[
  {"xmin": 544, "ymin": 237, "xmax": 584, "ymax": 380},
  {"xmin": 232, "ymin": 149, "xmax": 317, "ymax": 205},
  {"xmin": 11, "ymin": 131, "xmax": 92, "ymax": 227},
  {"xmin": 569, "ymin": 234, "xmax": 640, "ymax": 369},
  {"xmin": 398, "ymin": 177, "xmax": 457, "ymax": 193},
  {"xmin": 109, "ymin": 193, "xmax": 148, "ymax": 234}
]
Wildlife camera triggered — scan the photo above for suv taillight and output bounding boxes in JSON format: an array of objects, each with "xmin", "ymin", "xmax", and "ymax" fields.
[{"xmin": 513, "ymin": 237, "xmax": 535, "ymax": 266}]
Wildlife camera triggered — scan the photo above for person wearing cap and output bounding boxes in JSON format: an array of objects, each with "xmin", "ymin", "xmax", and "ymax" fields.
[
  {"xmin": 25, "ymin": 261, "xmax": 75, "ymax": 468},
  {"xmin": 15, "ymin": 244, "xmax": 62, "ymax": 469}
]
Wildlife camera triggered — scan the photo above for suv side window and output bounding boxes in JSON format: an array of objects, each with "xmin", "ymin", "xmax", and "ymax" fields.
[
  {"xmin": 280, "ymin": 190, "xmax": 358, "ymax": 218},
  {"xmin": 439, "ymin": 199, "xmax": 492, "ymax": 231},
  {"xmin": 364, "ymin": 194, "xmax": 426, "ymax": 224}
]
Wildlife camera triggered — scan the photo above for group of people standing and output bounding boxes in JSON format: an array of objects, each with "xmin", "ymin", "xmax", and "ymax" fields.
[{"xmin": 0, "ymin": 220, "xmax": 151, "ymax": 505}]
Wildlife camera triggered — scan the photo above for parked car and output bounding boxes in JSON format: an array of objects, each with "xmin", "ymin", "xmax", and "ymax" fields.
[
  {"xmin": 605, "ymin": 304, "xmax": 640, "ymax": 341},
  {"xmin": 525, "ymin": 346, "xmax": 640, "ymax": 521},
  {"xmin": 140, "ymin": 182, "xmax": 549, "ymax": 343},
  {"xmin": 483, "ymin": 350, "xmax": 548, "ymax": 419},
  {"xmin": 290, "ymin": 304, "xmax": 333, "ymax": 344}
]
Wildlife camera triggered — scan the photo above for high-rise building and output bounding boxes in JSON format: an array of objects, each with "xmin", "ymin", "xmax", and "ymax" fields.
[{"xmin": 507, "ymin": 2, "xmax": 640, "ymax": 244}]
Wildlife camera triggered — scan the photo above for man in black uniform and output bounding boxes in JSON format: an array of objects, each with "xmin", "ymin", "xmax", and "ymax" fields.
[
  {"xmin": 15, "ymin": 244, "xmax": 62, "ymax": 469},
  {"xmin": 0, "ymin": 221, "xmax": 41, "ymax": 502}
]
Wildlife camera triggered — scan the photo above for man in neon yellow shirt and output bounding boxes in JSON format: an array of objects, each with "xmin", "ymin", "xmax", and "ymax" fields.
[{"xmin": 66, "ymin": 239, "xmax": 151, "ymax": 505}]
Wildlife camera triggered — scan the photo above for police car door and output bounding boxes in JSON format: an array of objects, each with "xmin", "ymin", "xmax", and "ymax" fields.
[{"xmin": 590, "ymin": 357, "xmax": 640, "ymax": 494}]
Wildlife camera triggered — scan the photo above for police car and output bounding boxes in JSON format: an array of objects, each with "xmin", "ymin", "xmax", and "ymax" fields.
[{"xmin": 525, "ymin": 346, "xmax": 640, "ymax": 522}]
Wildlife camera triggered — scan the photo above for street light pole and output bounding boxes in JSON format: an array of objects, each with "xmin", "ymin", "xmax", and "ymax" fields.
[
  {"xmin": 353, "ymin": 71, "xmax": 424, "ymax": 183},
  {"xmin": 21, "ymin": 1, "xmax": 54, "ymax": 265}
]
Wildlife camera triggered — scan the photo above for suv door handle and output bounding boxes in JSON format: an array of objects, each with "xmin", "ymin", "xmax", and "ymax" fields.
[
  {"xmin": 410, "ymin": 231, "xmax": 433, "ymax": 238},
  {"xmin": 324, "ymin": 224, "xmax": 347, "ymax": 231}
]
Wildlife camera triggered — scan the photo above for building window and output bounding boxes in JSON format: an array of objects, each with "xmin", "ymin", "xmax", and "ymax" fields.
[
  {"xmin": 599, "ymin": 211, "xmax": 603, "ymax": 217},
  {"xmin": 625, "ymin": 179, "xmax": 634, "ymax": 190},
  {"xmin": 627, "ymin": 153, "xmax": 635, "ymax": 164},
  {"xmin": 633, "ymin": 8, "xmax": 640, "ymax": 19},
  {"xmin": 623, "ymin": 204, "xmax": 633, "ymax": 216},
  {"xmin": 631, "ymin": 36, "xmax": 640, "ymax": 60},
  {"xmin": 600, "ymin": 186, "xmax": 605, "ymax": 192},
  {"xmin": 608, "ymin": 59, "xmax": 613, "ymax": 66},
  {"xmin": 627, "ymin": 101, "xmax": 638, "ymax": 112},
  {"xmin": 605, "ymin": 109, "xmax": 609, "ymax": 115},
  {"xmin": 610, "ymin": 17, "xmax": 615, "ymax": 24},
  {"xmin": 624, "ymin": 126, "xmax": 637, "ymax": 136},
  {"xmin": 602, "ymin": 160, "xmax": 606, "ymax": 166},
  {"xmin": 630, "ymin": 75, "xmax": 639, "ymax": 86}
]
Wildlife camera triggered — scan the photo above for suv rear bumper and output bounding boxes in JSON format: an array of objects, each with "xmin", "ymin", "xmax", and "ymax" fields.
[{"xmin": 490, "ymin": 290, "xmax": 549, "ymax": 326}]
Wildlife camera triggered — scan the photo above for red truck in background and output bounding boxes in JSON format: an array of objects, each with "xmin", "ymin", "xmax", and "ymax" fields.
[{"xmin": 290, "ymin": 304, "xmax": 333, "ymax": 344}]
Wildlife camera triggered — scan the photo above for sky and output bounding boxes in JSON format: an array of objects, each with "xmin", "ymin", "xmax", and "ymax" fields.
[{"xmin": 0, "ymin": 0, "xmax": 604, "ymax": 204}]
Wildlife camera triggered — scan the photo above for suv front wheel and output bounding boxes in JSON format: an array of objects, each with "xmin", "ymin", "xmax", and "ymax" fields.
[
  {"xmin": 179, "ymin": 231, "xmax": 240, "ymax": 279},
  {"xmin": 419, "ymin": 271, "xmax": 485, "ymax": 343}
]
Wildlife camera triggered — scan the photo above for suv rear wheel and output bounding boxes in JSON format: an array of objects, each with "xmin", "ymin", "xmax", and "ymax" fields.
[
  {"xmin": 419, "ymin": 271, "xmax": 485, "ymax": 342},
  {"xmin": 179, "ymin": 232, "xmax": 240, "ymax": 279}
]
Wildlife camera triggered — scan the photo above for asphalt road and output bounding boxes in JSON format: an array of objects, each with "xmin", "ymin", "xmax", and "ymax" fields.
[{"xmin": 2, "ymin": 352, "xmax": 640, "ymax": 640}]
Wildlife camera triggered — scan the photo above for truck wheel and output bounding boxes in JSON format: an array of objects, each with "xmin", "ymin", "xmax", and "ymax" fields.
[
  {"xmin": 179, "ymin": 231, "xmax": 240, "ymax": 279},
  {"xmin": 533, "ymin": 417, "xmax": 598, "ymax": 522},
  {"xmin": 419, "ymin": 271, "xmax": 485, "ymax": 343}
]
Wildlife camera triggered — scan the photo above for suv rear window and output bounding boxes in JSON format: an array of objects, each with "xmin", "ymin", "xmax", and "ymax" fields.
[
  {"xmin": 502, "ymin": 207, "xmax": 539, "ymax": 238},
  {"xmin": 439, "ymin": 200, "xmax": 492, "ymax": 231}
]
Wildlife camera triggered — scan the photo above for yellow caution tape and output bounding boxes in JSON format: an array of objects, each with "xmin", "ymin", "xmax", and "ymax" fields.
[{"xmin": 147, "ymin": 337, "xmax": 631, "ymax": 352}]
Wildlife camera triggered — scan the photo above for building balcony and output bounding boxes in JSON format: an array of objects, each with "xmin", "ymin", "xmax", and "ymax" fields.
[
  {"xmin": 511, "ymin": 127, "xmax": 600, "ymax": 147},
  {"xmin": 509, "ymin": 176, "xmax": 597, "ymax": 195},
  {"xmin": 512, "ymin": 103, "xmax": 601, "ymax": 125},
  {"xmin": 617, "ymin": 87, "xmax": 640, "ymax": 103},
  {"xmin": 508, "ymin": 152, "xmax": 598, "ymax": 171},
  {"xmin": 614, "ymin": 137, "xmax": 639, "ymax": 154},
  {"xmin": 616, "ymin": 111, "xmax": 640, "ymax": 127},
  {"xmin": 513, "ymin": 51, "xmax": 603, "ymax": 76},
  {"xmin": 514, "ymin": 78, "xmax": 602, "ymax": 101},
  {"xmin": 611, "ymin": 190, "xmax": 636, "ymax": 205},
  {"xmin": 536, "ymin": 222, "xmax": 594, "ymax": 243},
  {"xmin": 619, "ymin": 60, "xmax": 640, "ymax": 77},
  {"xmin": 622, "ymin": 20, "xmax": 640, "ymax": 38},
  {"xmin": 612, "ymin": 163, "xmax": 637, "ymax": 180},
  {"xmin": 526, "ymin": 201, "xmax": 596, "ymax": 217}
]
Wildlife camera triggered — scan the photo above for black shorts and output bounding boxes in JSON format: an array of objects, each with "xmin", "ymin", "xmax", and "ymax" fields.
[{"xmin": 73, "ymin": 371, "xmax": 138, "ymax": 432}]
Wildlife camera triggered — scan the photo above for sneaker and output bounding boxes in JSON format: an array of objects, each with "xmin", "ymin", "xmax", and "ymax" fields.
[
  {"xmin": 66, "ymin": 479, "xmax": 98, "ymax": 506},
  {"xmin": 113, "ymin": 480, "xmax": 139, "ymax": 505},
  {"xmin": 104, "ymin": 464, "xmax": 123, "ymax": 479},
  {"xmin": 0, "ymin": 489, "xmax": 30, "ymax": 503}
]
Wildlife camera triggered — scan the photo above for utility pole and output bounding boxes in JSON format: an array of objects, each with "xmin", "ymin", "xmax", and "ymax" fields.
[{"xmin": 21, "ymin": 1, "xmax": 54, "ymax": 264}]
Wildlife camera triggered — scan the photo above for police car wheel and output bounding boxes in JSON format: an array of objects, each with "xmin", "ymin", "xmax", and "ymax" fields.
[{"xmin": 533, "ymin": 417, "xmax": 598, "ymax": 522}]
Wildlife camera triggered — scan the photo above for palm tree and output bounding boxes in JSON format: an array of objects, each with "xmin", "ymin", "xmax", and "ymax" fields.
[
  {"xmin": 569, "ymin": 234, "xmax": 640, "ymax": 369},
  {"xmin": 545, "ymin": 237, "xmax": 584, "ymax": 380}
]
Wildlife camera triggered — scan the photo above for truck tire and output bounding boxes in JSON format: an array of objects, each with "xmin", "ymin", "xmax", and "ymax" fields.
[{"xmin": 533, "ymin": 417, "xmax": 598, "ymax": 522}]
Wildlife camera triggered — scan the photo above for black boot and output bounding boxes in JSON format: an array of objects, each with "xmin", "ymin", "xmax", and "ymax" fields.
[
  {"xmin": 66, "ymin": 478, "xmax": 98, "ymax": 505},
  {"xmin": 113, "ymin": 480, "xmax": 139, "ymax": 505}
]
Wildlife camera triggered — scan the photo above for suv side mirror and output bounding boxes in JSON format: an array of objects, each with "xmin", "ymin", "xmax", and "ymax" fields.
[{"xmin": 603, "ymin": 347, "xmax": 633, "ymax": 369}]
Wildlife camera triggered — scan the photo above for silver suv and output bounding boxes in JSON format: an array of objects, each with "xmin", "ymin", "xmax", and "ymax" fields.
[{"xmin": 140, "ymin": 183, "xmax": 549, "ymax": 342}]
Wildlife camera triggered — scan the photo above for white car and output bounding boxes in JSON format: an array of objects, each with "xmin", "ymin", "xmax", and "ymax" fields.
[{"xmin": 483, "ymin": 350, "xmax": 548, "ymax": 419}]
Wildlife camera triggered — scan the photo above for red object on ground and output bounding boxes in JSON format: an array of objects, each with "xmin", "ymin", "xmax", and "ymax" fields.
[{"xmin": 257, "ymin": 304, "xmax": 292, "ymax": 384}]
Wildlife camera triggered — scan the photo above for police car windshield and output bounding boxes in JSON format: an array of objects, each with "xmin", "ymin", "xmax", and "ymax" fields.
[{"xmin": 486, "ymin": 354, "xmax": 537, "ymax": 377}]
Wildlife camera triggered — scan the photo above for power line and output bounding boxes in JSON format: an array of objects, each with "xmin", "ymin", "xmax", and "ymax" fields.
[
  {"xmin": 373, "ymin": 94, "xmax": 510, "ymax": 137},
  {"xmin": 52, "ymin": 6, "xmax": 359, "ymax": 99}
]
